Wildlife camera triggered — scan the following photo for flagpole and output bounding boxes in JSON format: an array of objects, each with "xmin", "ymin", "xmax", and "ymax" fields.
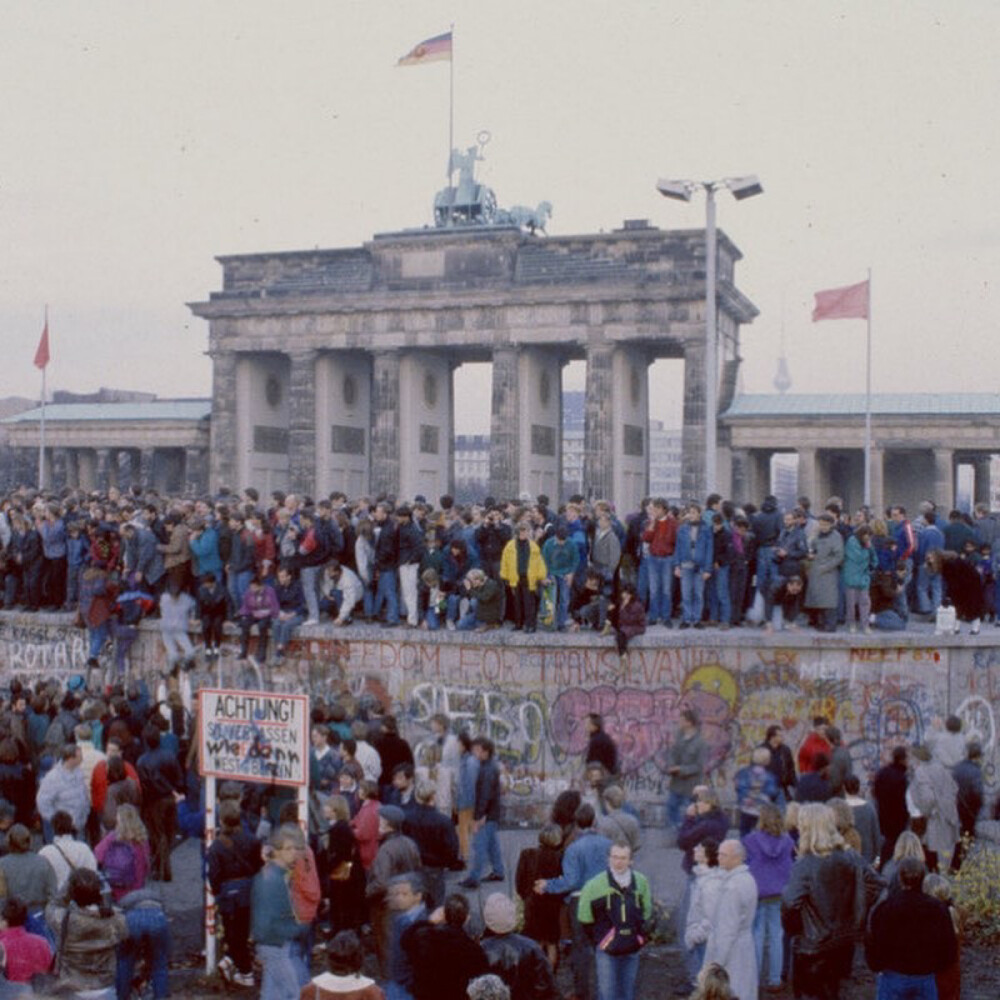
[
  {"xmin": 447, "ymin": 22, "xmax": 455, "ymax": 181},
  {"xmin": 864, "ymin": 269, "xmax": 872, "ymax": 509},
  {"xmin": 39, "ymin": 306, "xmax": 48, "ymax": 491}
]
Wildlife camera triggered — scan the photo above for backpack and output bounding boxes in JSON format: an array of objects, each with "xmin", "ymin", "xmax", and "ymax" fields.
[{"xmin": 103, "ymin": 838, "xmax": 137, "ymax": 889}]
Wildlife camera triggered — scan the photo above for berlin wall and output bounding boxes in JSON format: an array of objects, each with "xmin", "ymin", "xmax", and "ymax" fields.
[{"xmin": 2, "ymin": 612, "xmax": 997, "ymax": 823}]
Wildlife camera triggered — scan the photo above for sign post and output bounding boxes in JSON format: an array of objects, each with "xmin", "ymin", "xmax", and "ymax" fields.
[{"xmin": 198, "ymin": 688, "xmax": 310, "ymax": 975}]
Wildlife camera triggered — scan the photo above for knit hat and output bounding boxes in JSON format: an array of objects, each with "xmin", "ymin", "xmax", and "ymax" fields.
[
  {"xmin": 378, "ymin": 805, "xmax": 405, "ymax": 829},
  {"xmin": 482, "ymin": 893, "xmax": 516, "ymax": 934}
]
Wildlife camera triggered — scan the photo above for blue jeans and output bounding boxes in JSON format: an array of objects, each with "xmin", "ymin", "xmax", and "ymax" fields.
[
  {"xmin": 756, "ymin": 546, "xmax": 777, "ymax": 604},
  {"xmin": 374, "ymin": 569, "xmax": 400, "ymax": 624},
  {"xmin": 273, "ymin": 614, "xmax": 304, "ymax": 649},
  {"xmin": 916, "ymin": 562, "xmax": 943, "ymax": 614},
  {"xmin": 646, "ymin": 554, "xmax": 673, "ymax": 623},
  {"xmin": 257, "ymin": 942, "xmax": 300, "ymax": 1000},
  {"xmin": 88, "ymin": 621, "xmax": 111, "ymax": 659},
  {"xmin": 117, "ymin": 904, "xmax": 171, "ymax": 999},
  {"xmin": 637, "ymin": 555, "xmax": 650, "ymax": 608},
  {"xmin": 299, "ymin": 565, "xmax": 321, "ymax": 620},
  {"xmin": 424, "ymin": 608, "xmax": 441, "ymax": 631},
  {"xmin": 595, "ymin": 949, "xmax": 640, "ymax": 1000},
  {"xmin": 876, "ymin": 971, "xmax": 938, "ymax": 1000},
  {"xmin": 468, "ymin": 820, "xmax": 504, "ymax": 883},
  {"xmin": 553, "ymin": 575, "xmax": 572, "ymax": 630},
  {"xmin": 709, "ymin": 566, "xmax": 730, "ymax": 623},
  {"xmin": 679, "ymin": 566, "xmax": 705, "ymax": 624},
  {"xmin": 665, "ymin": 791, "xmax": 691, "ymax": 830},
  {"xmin": 229, "ymin": 568, "xmax": 252, "ymax": 616},
  {"xmin": 753, "ymin": 896, "xmax": 782, "ymax": 987}
]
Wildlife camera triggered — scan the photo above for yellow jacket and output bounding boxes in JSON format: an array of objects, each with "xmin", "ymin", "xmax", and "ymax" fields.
[{"xmin": 500, "ymin": 538, "xmax": 547, "ymax": 590}]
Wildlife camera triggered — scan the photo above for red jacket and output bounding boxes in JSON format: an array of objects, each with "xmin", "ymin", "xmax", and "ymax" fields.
[
  {"xmin": 797, "ymin": 731, "xmax": 832, "ymax": 775},
  {"xmin": 351, "ymin": 798, "xmax": 380, "ymax": 870},
  {"xmin": 643, "ymin": 516, "xmax": 678, "ymax": 558},
  {"xmin": 91, "ymin": 758, "xmax": 141, "ymax": 815}
]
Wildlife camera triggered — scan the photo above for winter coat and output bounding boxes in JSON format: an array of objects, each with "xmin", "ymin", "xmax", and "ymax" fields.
[
  {"xmin": 188, "ymin": 527, "xmax": 223, "ymax": 579},
  {"xmin": 674, "ymin": 522, "xmax": 713, "ymax": 572},
  {"xmin": 515, "ymin": 844, "xmax": 565, "ymax": 945},
  {"xmin": 781, "ymin": 850, "xmax": 883, "ymax": 956},
  {"xmin": 577, "ymin": 867, "xmax": 652, "ymax": 956},
  {"xmin": 872, "ymin": 761, "xmax": 909, "ymax": 839},
  {"xmin": 44, "ymin": 901, "xmax": 128, "ymax": 993},
  {"xmin": 805, "ymin": 529, "xmax": 844, "ymax": 609},
  {"xmin": 940, "ymin": 557, "xmax": 987, "ymax": 621},
  {"xmin": 684, "ymin": 864, "xmax": 724, "ymax": 948},
  {"xmin": 481, "ymin": 931, "xmax": 559, "ymax": 1000},
  {"xmin": 704, "ymin": 865, "xmax": 758, "ymax": 1000},
  {"xmin": 365, "ymin": 832, "xmax": 422, "ymax": 903},
  {"xmin": 775, "ymin": 525, "xmax": 809, "ymax": 578},
  {"xmin": 735, "ymin": 764, "xmax": 780, "ymax": 819},
  {"xmin": 541, "ymin": 537, "xmax": 578, "ymax": 578},
  {"xmin": 36, "ymin": 761, "xmax": 90, "ymax": 832},
  {"xmin": 842, "ymin": 535, "xmax": 878, "ymax": 589},
  {"xmin": 744, "ymin": 830, "xmax": 795, "ymax": 899},
  {"xmin": 160, "ymin": 523, "xmax": 191, "ymax": 571},
  {"xmin": 667, "ymin": 730, "xmax": 707, "ymax": 798},
  {"xmin": 751, "ymin": 499, "xmax": 783, "ymax": 547},
  {"xmin": 615, "ymin": 597, "xmax": 647, "ymax": 641},
  {"xmin": 500, "ymin": 539, "xmax": 547, "ymax": 590},
  {"xmin": 472, "ymin": 578, "xmax": 504, "ymax": 624},
  {"xmin": 844, "ymin": 796, "xmax": 882, "ymax": 864},
  {"xmin": 909, "ymin": 759, "xmax": 960, "ymax": 857},
  {"xmin": 590, "ymin": 529, "xmax": 621, "ymax": 579},
  {"xmin": 677, "ymin": 808, "xmax": 730, "ymax": 873}
]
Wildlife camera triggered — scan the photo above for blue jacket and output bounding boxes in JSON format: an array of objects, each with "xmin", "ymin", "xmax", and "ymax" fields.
[
  {"xmin": 544, "ymin": 829, "xmax": 612, "ymax": 895},
  {"xmin": 674, "ymin": 522, "xmax": 713, "ymax": 572},
  {"xmin": 251, "ymin": 861, "xmax": 301, "ymax": 946},
  {"xmin": 189, "ymin": 526, "xmax": 223, "ymax": 579}
]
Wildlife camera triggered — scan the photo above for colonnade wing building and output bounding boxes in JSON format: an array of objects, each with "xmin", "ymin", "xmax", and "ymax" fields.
[{"xmin": 188, "ymin": 222, "xmax": 758, "ymax": 510}]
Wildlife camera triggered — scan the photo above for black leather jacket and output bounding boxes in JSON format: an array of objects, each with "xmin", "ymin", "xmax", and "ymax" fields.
[{"xmin": 482, "ymin": 932, "xmax": 558, "ymax": 1000}]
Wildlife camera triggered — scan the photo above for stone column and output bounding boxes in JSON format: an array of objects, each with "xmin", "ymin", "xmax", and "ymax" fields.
[
  {"xmin": 973, "ymin": 455, "xmax": 991, "ymax": 506},
  {"xmin": 51, "ymin": 448, "xmax": 68, "ymax": 491},
  {"xmin": 934, "ymin": 448, "xmax": 955, "ymax": 512},
  {"xmin": 371, "ymin": 351, "xmax": 401, "ymax": 497},
  {"xmin": 95, "ymin": 449, "xmax": 111, "ymax": 493},
  {"xmin": 681, "ymin": 338, "xmax": 706, "ymax": 500},
  {"xmin": 583, "ymin": 343, "xmax": 614, "ymax": 500},
  {"xmin": 184, "ymin": 447, "xmax": 204, "ymax": 496},
  {"xmin": 490, "ymin": 347, "xmax": 521, "ymax": 500},
  {"xmin": 140, "ymin": 449, "xmax": 156, "ymax": 491},
  {"xmin": 209, "ymin": 349, "xmax": 238, "ymax": 493},
  {"xmin": 797, "ymin": 448, "xmax": 819, "ymax": 506},
  {"xmin": 288, "ymin": 349, "xmax": 318, "ymax": 497},
  {"xmin": 730, "ymin": 449, "xmax": 749, "ymax": 503},
  {"xmin": 65, "ymin": 449, "xmax": 80, "ymax": 489},
  {"xmin": 869, "ymin": 447, "xmax": 885, "ymax": 513}
]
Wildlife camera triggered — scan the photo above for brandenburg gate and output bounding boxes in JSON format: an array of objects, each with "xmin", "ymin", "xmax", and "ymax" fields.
[{"xmin": 189, "ymin": 220, "xmax": 757, "ymax": 509}]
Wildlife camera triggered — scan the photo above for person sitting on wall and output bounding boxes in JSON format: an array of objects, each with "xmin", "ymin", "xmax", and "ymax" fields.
[{"xmin": 237, "ymin": 573, "xmax": 279, "ymax": 662}]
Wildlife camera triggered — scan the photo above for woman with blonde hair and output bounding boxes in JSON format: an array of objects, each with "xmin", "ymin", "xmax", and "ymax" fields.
[
  {"xmin": 688, "ymin": 962, "xmax": 735, "ymax": 1000},
  {"xmin": 781, "ymin": 804, "xmax": 882, "ymax": 999},
  {"xmin": 94, "ymin": 802, "xmax": 151, "ymax": 901},
  {"xmin": 880, "ymin": 830, "xmax": 924, "ymax": 893},
  {"xmin": 826, "ymin": 798, "xmax": 862, "ymax": 854},
  {"xmin": 322, "ymin": 793, "xmax": 365, "ymax": 935}
]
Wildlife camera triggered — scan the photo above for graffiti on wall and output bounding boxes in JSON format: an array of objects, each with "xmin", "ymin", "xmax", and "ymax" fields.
[
  {"xmin": 0, "ymin": 621, "xmax": 89, "ymax": 676},
  {"xmin": 8, "ymin": 611, "xmax": 1000, "ymax": 807}
]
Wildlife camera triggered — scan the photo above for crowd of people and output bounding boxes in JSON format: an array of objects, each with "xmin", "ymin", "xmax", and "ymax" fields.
[
  {"xmin": 0, "ymin": 657, "xmax": 989, "ymax": 1000},
  {"xmin": 1, "ymin": 483, "xmax": 997, "ymax": 673}
]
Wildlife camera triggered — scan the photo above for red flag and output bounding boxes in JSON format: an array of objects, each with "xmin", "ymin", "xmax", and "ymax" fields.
[
  {"xmin": 33, "ymin": 319, "xmax": 50, "ymax": 369},
  {"xmin": 812, "ymin": 280, "xmax": 869, "ymax": 321}
]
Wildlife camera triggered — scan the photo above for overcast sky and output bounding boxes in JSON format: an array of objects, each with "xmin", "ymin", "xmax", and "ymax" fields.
[{"xmin": 2, "ymin": 2, "xmax": 997, "ymax": 433}]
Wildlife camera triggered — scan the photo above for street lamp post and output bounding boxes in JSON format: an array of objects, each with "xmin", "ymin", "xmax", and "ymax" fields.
[{"xmin": 656, "ymin": 175, "xmax": 762, "ymax": 496}]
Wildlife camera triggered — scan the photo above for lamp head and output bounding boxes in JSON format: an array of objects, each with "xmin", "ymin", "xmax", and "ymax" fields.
[
  {"xmin": 725, "ymin": 175, "xmax": 763, "ymax": 200},
  {"xmin": 656, "ymin": 178, "xmax": 694, "ymax": 202}
]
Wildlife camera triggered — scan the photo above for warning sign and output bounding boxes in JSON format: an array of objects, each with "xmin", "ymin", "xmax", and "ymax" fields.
[{"xmin": 198, "ymin": 689, "xmax": 309, "ymax": 788}]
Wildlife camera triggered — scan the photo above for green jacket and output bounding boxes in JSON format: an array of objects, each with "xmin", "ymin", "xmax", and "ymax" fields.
[{"xmin": 577, "ymin": 868, "xmax": 652, "ymax": 956}]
